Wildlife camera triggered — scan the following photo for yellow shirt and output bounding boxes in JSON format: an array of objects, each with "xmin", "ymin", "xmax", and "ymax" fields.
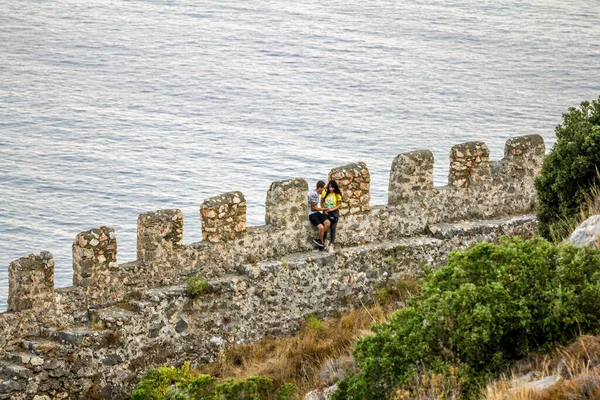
[{"xmin": 322, "ymin": 191, "xmax": 342, "ymax": 209}]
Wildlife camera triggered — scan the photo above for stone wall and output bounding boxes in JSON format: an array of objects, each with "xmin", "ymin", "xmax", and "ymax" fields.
[
  {"xmin": 0, "ymin": 134, "xmax": 546, "ymax": 399},
  {"xmin": 0, "ymin": 215, "xmax": 537, "ymax": 399}
]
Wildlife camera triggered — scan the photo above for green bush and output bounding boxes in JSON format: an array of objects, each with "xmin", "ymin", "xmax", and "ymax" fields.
[
  {"xmin": 332, "ymin": 237, "xmax": 600, "ymax": 399},
  {"xmin": 535, "ymin": 96, "xmax": 600, "ymax": 241},
  {"xmin": 186, "ymin": 275, "xmax": 209, "ymax": 297},
  {"xmin": 131, "ymin": 363, "xmax": 196, "ymax": 400},
  {"xmin": 131, "ymin": 362, "xmax": 295, "ymax": 400}
]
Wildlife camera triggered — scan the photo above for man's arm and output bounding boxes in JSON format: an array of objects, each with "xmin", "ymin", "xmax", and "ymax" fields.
[{"xmin": 311, "ymin": 201, "xmax": 324, "ymax": 212}]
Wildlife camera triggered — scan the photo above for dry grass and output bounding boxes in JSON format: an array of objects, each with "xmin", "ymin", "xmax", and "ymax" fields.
[
  {"xmin": 485, "ymin": 335, "xmax": 600, "ymax": 400},
  {"xmin": 550, "ymin": 171, "xmax": 600, "ymax": 244},
  {"xmin": 198, "ymin": 274, "xmax": 423, "ymax": 397},
  {"xmin": 392, "ymin": 365, "xmax": 465, "ymax": 400}
]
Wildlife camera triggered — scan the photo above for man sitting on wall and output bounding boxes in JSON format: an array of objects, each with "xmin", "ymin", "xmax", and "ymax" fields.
[{"xmin": 308, "ymin": 180, "xmax": 330, "ymax": 250}]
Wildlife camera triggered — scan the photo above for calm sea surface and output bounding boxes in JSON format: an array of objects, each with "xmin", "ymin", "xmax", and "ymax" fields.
[{"xmin": 1, "ymin": 0, "xmax": 599, "ymax": 311}]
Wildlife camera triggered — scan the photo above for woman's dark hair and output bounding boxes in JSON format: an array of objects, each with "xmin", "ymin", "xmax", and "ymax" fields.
[{"xmin": 327, "ymin": 180, "xmax": 342, "ymax": 196}]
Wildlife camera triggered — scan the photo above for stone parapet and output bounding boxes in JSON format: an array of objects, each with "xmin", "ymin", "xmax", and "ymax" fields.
[
  {"xmin": 1, "ymin": 134, "xmax": 547, "ymax": 312},
  {"xmin": 8, "ymin": 252, "xmax": 54, "ymax": 312},
  {"xmin": 200, "ymin": 191, "xmax": 247, "ymax": 243},
  {"xmin": 265, "ymin": 178, "xmax": 308, "ymax": 228},
  {"xmin": 329, "ymin": 162, "xmax": 370, "ymax": 216},
  {"xmin": 137, "ymin": 209, "xmax": 184, "ymax": 263}
]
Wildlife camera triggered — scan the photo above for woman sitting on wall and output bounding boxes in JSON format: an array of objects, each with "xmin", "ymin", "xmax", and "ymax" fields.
[{"xmin": 322, "ymin": 180, "xmax": 342, "ymax": 253}]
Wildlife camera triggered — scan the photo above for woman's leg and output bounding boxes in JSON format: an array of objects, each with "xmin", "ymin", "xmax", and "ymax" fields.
[{"xmin": 329, "ymin": 219, "xmax": 337, "ymax": 244}]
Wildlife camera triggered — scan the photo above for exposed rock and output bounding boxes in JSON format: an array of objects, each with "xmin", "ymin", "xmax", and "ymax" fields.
[
  {"xmin": 509, "ymin": 374, "xmax": 560, "ymax": 393},
  {"xmin": 569, "ymin": 215, "xmax": 600, "ymax": 249},
  {"xmin": 0, "ymin": 379, "xmax": 22, "ymax": 395},
  {"xmin": 304, "ymin": 385, "xmax": 338, "ymax": 400},
  {"xmin": 318, "ymin": 356, "xmax": 355, "ymax": 386},
  {"xmin": 305, "ymin": 390, "xmax": 327, "ymax": 400}
]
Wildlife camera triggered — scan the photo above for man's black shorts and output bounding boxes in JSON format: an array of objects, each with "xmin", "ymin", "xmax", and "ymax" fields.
[{"xmin": 309, "ymin": 213, "xmax": 327, "ymax": 227}]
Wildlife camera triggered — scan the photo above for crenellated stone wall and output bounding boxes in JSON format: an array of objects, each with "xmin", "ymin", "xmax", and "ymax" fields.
[{"xmin": 0, "ymin": 134, "xmax": 546, "ymax": 399}]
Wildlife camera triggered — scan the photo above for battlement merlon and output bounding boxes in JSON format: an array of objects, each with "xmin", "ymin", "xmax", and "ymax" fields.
[
  {"xmin": 200, "ymin": 191, "xmax": 247, "ymax": 243},
  {"xmin": 265, "ymin": 178, "xmax": 308, "ymax": 228},
  {"xmin": 329, "ymin": 162, "xmax": 370, "ymax": 216},
  {"xmin": 137, "ymin": 209, "xmax": 184, "ymax": 263},
  {"xmin": 8, "ymin": 251, "xmax": 54, "ymax": 312},
  {"xmin": 388, "ymin": 149, "xmax": 434, "ymax": 205},
  {"xmin": 449, "ymin": 141, "xmax": 492, "ymax": 188},
  {"xmin": 500, "ymin": 134, "xmax": 546, "ymax": 178},
  {"xmin": 387, "ymin": 134, "xmax": 545, "ymax": 205},
  {"xmin": 73, "ymin": 226, "xmax": 123, "ymax": 304}
]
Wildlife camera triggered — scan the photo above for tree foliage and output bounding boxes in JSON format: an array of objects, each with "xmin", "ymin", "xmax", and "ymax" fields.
[
  {"xmin": 535, "ymin": 96, "xmax": 600, "ymax": 240},
  {"xmin": 333, "ymin": 237, "xmax": 600, "ymax": 399}
]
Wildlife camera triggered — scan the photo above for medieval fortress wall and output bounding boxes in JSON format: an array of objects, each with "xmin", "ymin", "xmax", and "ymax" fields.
[{"xmin": 0, "ymin": 135, "xmax": 545, "ymax": 399}]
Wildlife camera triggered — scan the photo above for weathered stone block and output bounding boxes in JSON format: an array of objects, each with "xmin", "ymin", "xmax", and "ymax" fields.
[
  {"xmin": 448, "ymin": 141, "xmax": 491, "ymax": 188},
  {"xmin": 329, "ymin": 162, "xmax": 370, "ymax": 216},
  {"xmin": 201, "ymin": 191, "xmax": 246, "ymax": 243},
  {"xmin": 8, "ymin": 252, "xmax": 54, "ymax": 312},
  {"xmin": 265, "ymin": 178, "xmax": 308, "ymax": 228},
  {"xmin": 388, "ymin": 149, "xmax": 434, "ymax": 205},
  {"xmin": 137, "ymin": 209, "xmax": 184, "ymax": 263}
]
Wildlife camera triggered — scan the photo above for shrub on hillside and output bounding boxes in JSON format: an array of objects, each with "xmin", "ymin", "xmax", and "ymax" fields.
[
  {"xmin": 535, "ymin": 96, "xmax": 600, "ymax": 241},
  {"xmin": 131, "ymin": 362, "xmax": 295, "ymax": 400},
  {"xmin": 332, "ymin": 237, "xmax": 600, "ymax": 399}
]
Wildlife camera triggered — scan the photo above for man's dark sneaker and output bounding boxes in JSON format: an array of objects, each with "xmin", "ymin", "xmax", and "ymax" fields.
[{"xmin": 313, "ymin": 239, "xmax": 324, "ymax": 248}]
